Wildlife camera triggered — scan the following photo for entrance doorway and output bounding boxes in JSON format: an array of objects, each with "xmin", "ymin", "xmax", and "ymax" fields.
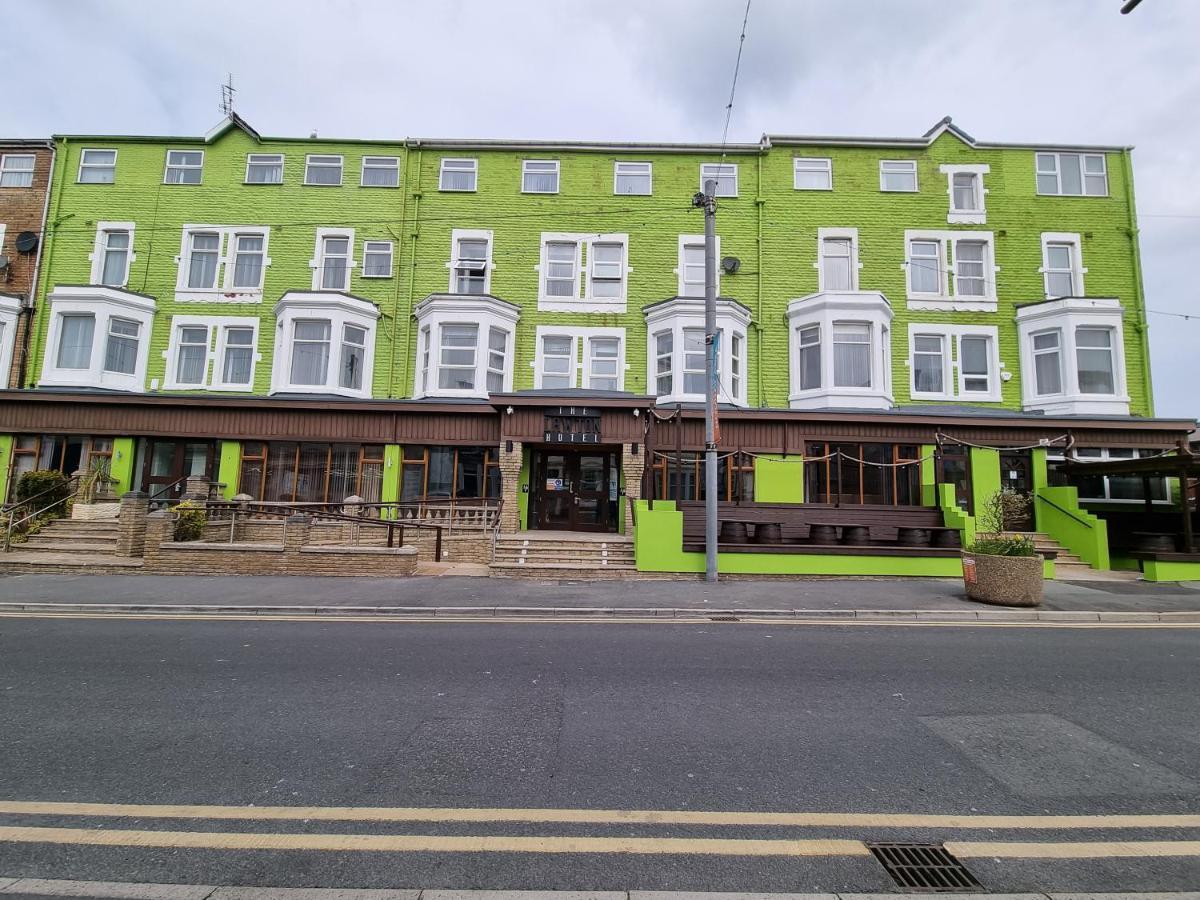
[
  {"xmin": 999, "ymin": 449, "xmax": 1034, "ymax": 531},
  {"xmin": 141, "ymin": 439, "xmax": 215, "ymax": 503},
  {"xmin": 531, "ymin": 449, "xmax": 619, "ymax": 532}
]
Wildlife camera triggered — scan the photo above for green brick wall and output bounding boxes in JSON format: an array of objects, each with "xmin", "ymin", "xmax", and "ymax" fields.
[{"xmin": 28, "ymin": 124, "xmax": 1151, "ymax": 416}]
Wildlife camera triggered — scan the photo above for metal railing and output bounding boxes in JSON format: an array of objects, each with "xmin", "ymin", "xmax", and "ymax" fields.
[
  {"xmin": 147, "ymin": 475, "xmax": 193, "ymax": 508},
  {"xmin": 3, "ymin": 473, "xmax": 82, "ymax": 552},
  {"xmin": 205, "ymin": 501, "xmax": 445, "ymax": 561}
]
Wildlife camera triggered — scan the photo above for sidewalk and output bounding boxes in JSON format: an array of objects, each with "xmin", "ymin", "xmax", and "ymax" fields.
[{"xmin": 0, "ymin": 573, "xmax": 1197, "ymax": 615}]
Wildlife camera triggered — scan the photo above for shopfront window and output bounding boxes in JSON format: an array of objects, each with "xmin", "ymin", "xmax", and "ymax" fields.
[
  {"xmin": 399, "ymin": 446, "xmax": 501, "ymax": 502},
  {"xmin": 804, "ymin": 442, "xmax": 922, "ymax": 505},
  {"xmin": 649, "ymin": 451, "xmax": 754, "ymax": 502},
  {"xmin": 237, "ymin": 442, "xmax": 384, "ymax": 504}
]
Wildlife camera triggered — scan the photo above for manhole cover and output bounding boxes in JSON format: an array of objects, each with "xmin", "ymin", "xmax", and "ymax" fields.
[{"xmin": 867, "ymin": 842, "xmax": 983, "ymax": 892}]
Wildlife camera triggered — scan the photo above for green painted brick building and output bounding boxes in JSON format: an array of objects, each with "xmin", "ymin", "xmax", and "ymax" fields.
[{"xmin": 0, "ymin": 113, "xmax": 1194, "ymax": 578}]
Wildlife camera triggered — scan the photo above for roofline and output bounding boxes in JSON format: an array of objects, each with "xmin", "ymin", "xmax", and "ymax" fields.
[
  {"xmin": 52, "ymin": 133, "xmax": 411, "ymax": 148},
  {"xmin": 765, "ymin": 134, "xmax": 1132, "ymax": 153},
  {"xmin": 0, "ymin": 139, "xmax": 54, "ymax": 149},
  {"xmin": 404, "ymin": 138, "xmax": 765, "ymax": 154}
]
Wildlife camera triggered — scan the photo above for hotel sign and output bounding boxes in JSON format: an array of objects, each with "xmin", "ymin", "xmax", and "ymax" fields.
[{"xmin": 544, "ymin": 407, "xmax": 601, "ymax": 444}]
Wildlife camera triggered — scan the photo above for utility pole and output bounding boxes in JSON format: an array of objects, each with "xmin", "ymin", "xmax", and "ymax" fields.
[{"xmin": 693, "ymin": 180, "xmax": 719, "ymax": 583}]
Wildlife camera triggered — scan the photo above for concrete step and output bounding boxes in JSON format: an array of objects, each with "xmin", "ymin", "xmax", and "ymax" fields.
[
  {"xmin": 489, "ymin": 562, "xmax": 642, "ymax": 579},
  {"xmin": 36, "ymin": 526, "xmax": 120, "ymax": 540},
  {"xmin": 17, "ymin": 540, "xmax": 121, "ymax": 554},
  {"xmin": 0, "ymin": 551, "xmax": 143, "ymax": 575}
]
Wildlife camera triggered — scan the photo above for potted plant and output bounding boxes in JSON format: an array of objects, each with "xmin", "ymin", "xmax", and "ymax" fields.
[{"xmin": 961, "ymin": 490, "xmax": 1044, "ymax": 607}]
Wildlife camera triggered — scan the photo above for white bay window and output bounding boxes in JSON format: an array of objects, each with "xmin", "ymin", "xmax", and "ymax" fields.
[
  {"xmin": 786, "ymin": 291, "xmax": 892, "ymax": 410},
  {"xmin": 271, "ymin": 291, "xmax": 378, "ymax": 398},
  {"xmin": 1017, "ymin": 297, "xmax": 1129, "ymax": 415},
  {"xmin": 40, "ymin": 286, "xmax": 155, "ymax": 391},
  {"xmin": 645, "ymin": 297, "xmax": 749, "ymax": 406},
  {"xmin": 0, "ymin": 295, "xmax": 18, "ymax": 384},
  {"xmin": 413, "ymin": 294, "xmax": 519, "ymax": 399}
]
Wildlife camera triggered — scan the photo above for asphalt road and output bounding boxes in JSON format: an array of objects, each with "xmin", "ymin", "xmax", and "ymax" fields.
[{"xmin": 0, "ymin": 614, "xmax": 1198, "ymax": 893}]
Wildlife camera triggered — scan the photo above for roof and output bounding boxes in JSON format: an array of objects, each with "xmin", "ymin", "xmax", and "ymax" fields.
[
  {"xmin": 50, "ymin": 116, "xmax": 1132, "ymax": 154},
  {"xmin": 1063, "ymin": 452, "xmax": 1199, "ymax": 478}
]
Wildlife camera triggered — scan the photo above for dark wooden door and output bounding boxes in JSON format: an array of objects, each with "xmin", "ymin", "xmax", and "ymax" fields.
[
  {"xmin": 533, "ymin": 450, "xmax": 615, "ymax": 532},
  {"xmin": 999, "ymin": 450, "xmax": 1034, "ymax": 531}
]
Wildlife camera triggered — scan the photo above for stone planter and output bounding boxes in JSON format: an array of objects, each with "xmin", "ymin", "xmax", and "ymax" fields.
[{"xmin": 961, "ymin": 550, "xmax": 1044, "ymax": 607}]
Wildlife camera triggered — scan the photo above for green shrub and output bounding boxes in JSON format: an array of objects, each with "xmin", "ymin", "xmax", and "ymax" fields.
[
  {"xmin": 967, "ymin": 489, "xmax": 1038, "ymax": 557},
  {"xmin": 968, "ymin": 534, "xmax": 1037, "ymax": 557},
  {"xmin": 14, "ymin": 470, "xmax": 72, "ymax": 515},
  {"xmin": 174, "ymin": 500, "xmax": 208, "ymax": 542}
]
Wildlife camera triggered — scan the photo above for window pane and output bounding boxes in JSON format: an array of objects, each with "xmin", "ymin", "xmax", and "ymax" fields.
[
  {"xmin": 833, "ymin": 323, "xmax": 871, "ymax": 388},
  {"xmin": 952, "ymin": 173, "xmax": 977, "ymax": 210},
  {"xmin": 960, "ymin": 336, "xmax": 989, "ymax": 392},
  {"xmin": 821, "ymin": 238, "xmax": 852, "ymax": 290},
  {"xmin": 1046, "ymin": 271, "xmax": 1075, "ymax": 298},
  {"xmin": 232, "ymin": 235, "xmax": 264, "ymax": 288},
  {"xmin": 104, "ymin": 318, "xmax": 139, "ymax": 375},
  {"xmin": 1060, "ymin": 154, "xmax": 1083, "ymax": 195},
  {"xmin": 290, "ymin": 320, "xmax": 331, "ymax": 385},
  {"xmin": 361, "ymin": 160, "xmax": 399, "ymax": 187},
  {"xmin": 912, "ymin": 335, "xmax": 944, "ymax": 393},
  {"xmin": 794, "ymin": 159, "xmax": 831, "ymax": 190},
  {"xmin": 56, "ymin": 314, "xmax": 95, "ymax": 369},
  {"xmin": 1035, "ymin": 347, "xmax": 1062, "ymax": 395},
  {"xmin": 176, "ymin": 326, "xmax": 209, "ymax": 384},
  {"xmin": 798, "ymin": 324, "xmax": 821, "ymax": 391},
  {"xmin": 523, "ymin": 162, "xmax": 558, "ymax": 192},
  {"xmin": 306, "ymin": 158, "xmax": 343, "ymax": 184},
  {"xmin": 222, "ymin": 326, "xmax": 254, "ymax": 386},
  {"xmin": 246, "ymin": 156, "xmax": 283, "ymax": 184},
  {"xmin": 1036, "ymin": 172, "xmax": 1059, "ymax": 194},
  {"xmin": 955, "ymin": 241, "xmax": 986, "ymax": 296},
  {"xmin": 188, "ymin": 233, "xmax": 220, "ymax": 289},
  {"xmin": 1076, "ymin": 328, "xmax": 1115, "ymax": 394},
  {"xmin": 440, "ymin": 160, "xmax": 477, "ymax": 191},
  {"xmin": 909, "ymin": 241, "xmax": 940, "ymax": 293}
]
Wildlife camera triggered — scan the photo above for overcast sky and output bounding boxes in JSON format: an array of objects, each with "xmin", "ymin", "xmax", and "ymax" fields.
[{"xmin": 13, "ymin": 0, "xmax": 1199, "ymax": 421}]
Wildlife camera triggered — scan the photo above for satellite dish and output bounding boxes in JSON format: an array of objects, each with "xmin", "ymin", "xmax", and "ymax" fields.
[
  {"xmin": 14, "ymin": 232, "xmax": 38, "ymax": 254},
  {"xmin": 721, "ymin": 255, "xmax": 741, "ymax": 274}
]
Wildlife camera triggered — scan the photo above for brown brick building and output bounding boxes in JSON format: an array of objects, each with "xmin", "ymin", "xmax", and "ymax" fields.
[{"xmin": 0, "ymin": 140, "xmax": 54, "ymax": 388}]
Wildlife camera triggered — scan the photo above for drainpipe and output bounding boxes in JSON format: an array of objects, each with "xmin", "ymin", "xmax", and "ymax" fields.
[
  {"xmin": 388, "ymin": 142, "xmax": 413, "ymax": 399},
  {"xmin": 1123, "ymin": 147, "xmax": 1154, "ymax": 416},
  {"xmin": 755, "ymin": 146, "xmax": 766, "ymax": 407},
  {"xmin": 28, "ymin": 137, "xmax": 68, "ymax": 389},
  {"xmin": 399, "ymin": 144, "xmax": 422, "ymax": 399}
]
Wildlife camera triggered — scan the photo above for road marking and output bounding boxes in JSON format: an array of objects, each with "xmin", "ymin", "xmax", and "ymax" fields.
[
  {"xmin": 0, "ymin": 826, "xmax": 868, "ymax": 857},
  {"xmin": 1, "ymin": 800, "xmax": 1199, "ymax": 830},
  {"xmin": 948, "ymin": 839, "xmax": 1200, "ymax": 859},
  {"xmin": 0, "ymin": 611, "xmax": 1196, "ymax": 630},
  {"xmin": 2, "ymin": 826, "xmax": 1200, "ymax": 860}
]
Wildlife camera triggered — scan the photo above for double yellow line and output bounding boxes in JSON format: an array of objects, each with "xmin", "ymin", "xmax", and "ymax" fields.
[{"xmin": 1, "ymin": 801, "xmax": 1198, "ymax": 859}]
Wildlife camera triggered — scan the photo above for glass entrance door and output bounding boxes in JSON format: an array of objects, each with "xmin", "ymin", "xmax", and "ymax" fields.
[
  {"xmin": 142, "ymin": 439, "xmax": 215, "ymax": 503},
  {"xmin": 999, "ymin": 450, "xmax": 1034, "ymax": 531},
  {"xmin": 532, "ymin": 450, "xmax": 618, "ymax": 532}
]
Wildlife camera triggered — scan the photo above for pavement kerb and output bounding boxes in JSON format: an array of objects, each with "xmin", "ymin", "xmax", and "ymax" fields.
[{"xmin": 0, "ymin": 602, "xmax": 1186, "ymax": 625}]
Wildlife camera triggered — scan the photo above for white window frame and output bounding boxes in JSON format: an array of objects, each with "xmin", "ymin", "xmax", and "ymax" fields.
[
  {"xmin": 77, "ymin": 148, "xmax": 117, "ymax": 184},
  {"xmin": 447, "ymin": 228, "xmax": 494, "ymax": 295},
  {"xmin": 411, "ymin": 294, "xmax": 520, "ymax": 399},
  {"xmin": 245, "ymin": 153, "xmax": 285, "ymax": 184},
  {"xmin": 270, "ymin": 291, "xmax": 379, "ymax": 398},
  {"xmin": 1040, "ymin": 232, "xmax": 1087, "ymax": 299},
  {"xmin": 613, "ymin": 161, "xmax": 652, "ymax": 196},
  {"xmin": 0, "ymin": 294, "xmax": 19, "ymax": 384},
  {"xmin": 786, "ymin": 290, "xmax": 893, "ymax": 410},
  {"xmin": 162, "ymin": 315, "xmax": 261, "ymax": 391},
  {"xmin": 1016, "ymin": 297, "xmax": 1130, "ymax": 415},
  {"xmin": 1035, "ymin": 151, "xmax": 1109, "ymax": 197},
  {"xmin": 536, "ymin": 232, "xmax": 629, "ymax": 313},
  {"xmin": 906, "ymin": 324, "xmax": 1002, "ymax": 402},
  {"xmin": 0, "ymin": 153, "xmax": 36, "ymax": 188},
  {"xmin": 879, "ymin": 159, "xmax": 918, "ymax": 192},
  {"xmin": 39, "ymin": 286, "xmax": 154, "ymax": 391},
  {"xmin": 359, "ymin": 156, "xmax": 399, "ymax": 188},
  {"xmin": 163, "ymin": 149, "xmax": 204, "ymax": 185},
  {"xmin": 700, "ymin": 163, "xmax": 738, "ymax": 197},
  {"xmin": 173, "ymin": 225, "xmax": 272, "ymax": 301},
  {"xmin": 644, "ymin": 297, "xmax": 750, "ymax": 406},
  {"xmin": 814, "ymin": 227, "xmax": 860, "ymax": 292},
  {"xmin": 89, "ymin": 222, "xmax": 136, "ymax": 288},
  {"xmin": 532, "ymin": 326, "xmax": 627, "ymax": 391},
  {"xmin": 361, "ymin": 240, "xmax": 394, "ymax": 278},
  {"xmin": 439, "ymin": 158, "xmax": 478, "ymax": 192},
  {"xmin": 303, "ymin": 154, "xmax": 344, "ymax": 186},
  {"xmin": 903, "ymin": 230, "xmax": 998, "ymax": 311},
  {"xmin": 939, "ymin": 163, "xmax": 989, "ymax": 224},
  {"xmin": 521, "ymin": 159, "xmax": 560, "ymax": 194},
  {"xmin": 793, "ymin": 157, "xmax": 832, "ymax": 191},
  {"xmin": 309, "ymin": 227, "xmax": 357, "ymax": 291},
  {"xmin": 676, "ymin": 234, "xmax": 719, "ymax": 298}
]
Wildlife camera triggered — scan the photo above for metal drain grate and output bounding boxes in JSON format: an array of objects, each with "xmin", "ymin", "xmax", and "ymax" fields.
[
  {"xmin": 708, "ymin": 614, "xmax": 740, "ymax": 622},
  {"xmin": 867, "ymin": 842, "xmax": 983, "ymax": 893}
]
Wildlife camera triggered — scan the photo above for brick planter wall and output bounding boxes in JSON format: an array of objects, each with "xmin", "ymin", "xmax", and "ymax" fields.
[
  {"xmin": 114, "ymin": 492, "xmax": 149, "ymax": 557},
  {"xmin": 200, "ymin": 518, "xmax": 491, "ymax": 562}
]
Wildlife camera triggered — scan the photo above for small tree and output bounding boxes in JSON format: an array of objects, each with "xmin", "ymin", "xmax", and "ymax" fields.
[{"xmin": 969, "ymin": 490, "xmax": 1036, "ymax": 557}]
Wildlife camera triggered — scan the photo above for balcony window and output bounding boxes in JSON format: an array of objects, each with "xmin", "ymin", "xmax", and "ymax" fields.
[
  {"xmin": 1041, "ymin": 233, "xmax": 1085, "ymax": 299},
  {"xmin": 310, "ymin": 228, "xmax": 356, "ymax": 291},
  {"xmin": 91, "ymin": 224, "xmax": 134, "ymax": 288},
  {"xmin": 817, "ymin": 229, "xmax": 858, "ymax": 292},
  {"xmin": 678, "ymin": 234, "xmax": 718, "ymax": 298}
]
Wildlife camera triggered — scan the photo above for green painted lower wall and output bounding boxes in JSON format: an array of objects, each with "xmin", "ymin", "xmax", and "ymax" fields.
[
  {"xmin": 215, "ymin": 440, "xmax": 241, "ymax": 500},
  {"xmin": 518, "ymin": 449, "xmax": 530, "ymax": 530},
  {"xmin": 632, "ymin": 500, "xmax": 962, "ymax": 576},
  {"xmin": 109, "ymin": 437, "xmax": 136, "ymax": 496},
  {"xmin": 920, "ymin": 445, "xmax": 936, "ymax": 506},
  {"xmin": 0, "ymin": 434, "xmax": 13, "ymax": 502},
  {"xmin": 1034, "ymin": 485, "xmax": 1110, "ymax": 569},
  {"xmin": 1110, "ymin": 554, "xmax": 1141, "ymax": 572},
  {"xmin": 1142, "ymin": 559, "xmax": 1200, "ymax": 582},
  {"xmin": 938, "ymin": 482, "xmax": 976, "ymax": 546},
  {"xmin": 382, "ymin": 444, "xmax": 402, "ymax": 516},
  {"xmin": 753, "ymin": 455, "xmax": 804, "ymax": 503},
  {"xmin": 969, "ymin": 447, "xmax": 1001, "ymax": 523}
]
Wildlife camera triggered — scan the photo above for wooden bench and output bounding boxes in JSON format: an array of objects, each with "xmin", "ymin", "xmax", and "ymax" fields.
[{"xmin": 679, "ymin": 502, "xmax": 962, "ymax": 555}]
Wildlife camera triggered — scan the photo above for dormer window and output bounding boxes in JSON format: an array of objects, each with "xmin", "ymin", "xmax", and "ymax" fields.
[{"xmin": 940, "ymin": 164, "xmax": 989, "ymax": 223}]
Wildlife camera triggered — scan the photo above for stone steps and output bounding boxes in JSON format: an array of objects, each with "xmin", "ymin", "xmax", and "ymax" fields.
[
  {"xmin": 17, "ymin": 540, "xmax": 122, "ymax": 554},
  {"xmin": 491, "ymin": 534, "xmax": 641, "ymax": 578},
  {"xmin": 0, "ymin": 551, "xmax": 143, "ymax": 575}
]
